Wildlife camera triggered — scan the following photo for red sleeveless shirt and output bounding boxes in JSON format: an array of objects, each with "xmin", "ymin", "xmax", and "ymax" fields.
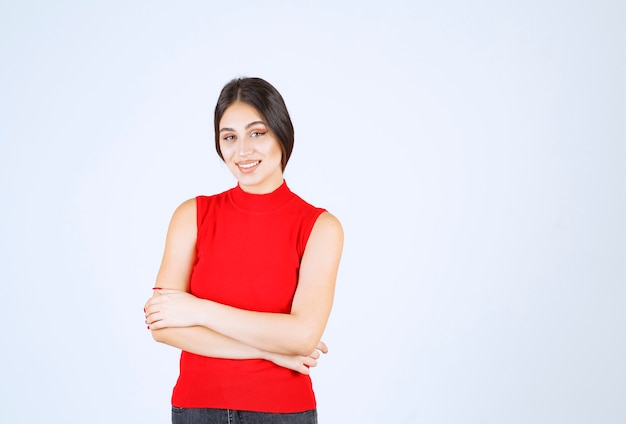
[{"xmin": 171, "ymin": 181, "xmax": 326, "ymax": 412}]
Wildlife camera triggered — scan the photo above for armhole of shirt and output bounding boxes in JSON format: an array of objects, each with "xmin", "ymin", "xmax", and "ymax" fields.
[
  {"xmin": 298, "ymin": 208, "xmax": 327, "ymax": 258},
  {"xmin": 195, "ymin": 196, "xmax": 209, "ymax": 247}
]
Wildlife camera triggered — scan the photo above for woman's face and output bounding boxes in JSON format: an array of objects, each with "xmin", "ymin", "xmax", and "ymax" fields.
[{"xmin": 218, "ymin": 102, "xmax": 284, "ymax": 194}]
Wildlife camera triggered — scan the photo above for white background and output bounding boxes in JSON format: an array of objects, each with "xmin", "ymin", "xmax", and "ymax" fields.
[{"xmin": 1, "ymin": 1, "xmax": 625, "ymax": 423}]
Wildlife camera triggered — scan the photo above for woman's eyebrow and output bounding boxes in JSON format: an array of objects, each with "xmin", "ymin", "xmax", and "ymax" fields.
[
  {"xmin": 219, "ymin": 121, "xmax": 267, "ymax": 133},
  {"xmin": 245, "ymin": 120, "xmax": 266, "ymax": 129}
]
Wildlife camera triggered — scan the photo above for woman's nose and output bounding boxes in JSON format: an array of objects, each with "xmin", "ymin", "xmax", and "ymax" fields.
[{"xmin": 238, "ymin": 137, "xmax": 253, "ymax": 156}]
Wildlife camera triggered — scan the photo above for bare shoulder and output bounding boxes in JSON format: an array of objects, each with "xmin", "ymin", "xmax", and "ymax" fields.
[
  {"xmin": 315, "ymin": 211, "xmax": 342, "ymax": 231},
  {"xmin": 173, "ymin": 197, "xmax": 197, "ymax": 217},
  {"xmin": 163, "ymin": 198, "xmax": 198, "ymax": 245},
  {"xmin": 169, "ymin": 198, "xmax": 196, "ymax": 225},
  {"xmin": 310, "ymin": 211, "xmax": 344, "ymax": 247}
]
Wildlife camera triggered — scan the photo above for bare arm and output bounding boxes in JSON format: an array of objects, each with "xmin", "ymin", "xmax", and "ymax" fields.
[
  {"xmin": 152, "ymin": 325, "xmax": 326, "ymax": 375},
  {"xmin": 145, "ymin": 198, "xmax": 327, "ymax": 372},
  {"xmin": 146, "ymin": 211, "xmax": 344, "ymax": 356}
]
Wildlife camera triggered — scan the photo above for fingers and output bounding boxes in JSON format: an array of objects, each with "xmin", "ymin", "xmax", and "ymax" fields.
[
  {"xmin": 144, "ymin": 309, "xmax": 158, "ymax": 327},
  {"xmin": 303, "ymin": 355, "xmax": 318, "ymax": 369},
  {"xmin": 144, "ymin": 298, "xmax": 162, "ymax": 328},
  {"xmin": 296, "ymin": 365, "xmax": 311, "ymax": 375},
  {"xmin": 144, "ymin": 300, "xmax": 158, "ymax": 317},
  {"xmin": 144, "ymin": 291, "xmax": 168, "ymax": 316},
  {"xmin": 144, "ymin": 296, "xmax": 160, "ymax": 311},
  {"xmin": 144, "ymin": 306, "xmax": 166, "ymax": 329},
  {"xmin": 316, "ymin": 341, "xmax": 329, "ymax": 354},
  {"xmin": 147, "ymin": 320, "xmax": 164, "ymax": 330},
  {"xmin": 145, "ymin": 310, "xmax": 158, "ymax": 325}
]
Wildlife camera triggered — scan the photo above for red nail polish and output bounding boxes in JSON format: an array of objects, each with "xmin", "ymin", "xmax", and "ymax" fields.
[
  {"xmin": 152, "ymin": 287, "xmax": 162, "ymax": 290},
  {"xmin": 147, "ymin": 325, "xmax": 150, "ymax": 330}
]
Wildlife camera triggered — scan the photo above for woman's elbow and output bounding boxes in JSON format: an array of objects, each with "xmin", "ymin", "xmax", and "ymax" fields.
[
  {"xmin": 151, "ymin": 328, "xmax": 168, "ymax": 344},
  {"xmin": 288, "ymin": 332, "xmax": 321, "ymax": 356}
]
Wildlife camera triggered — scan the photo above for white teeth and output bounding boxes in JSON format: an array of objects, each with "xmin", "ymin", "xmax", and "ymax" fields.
[{"xmin": 239, "ymin": 161, "xmax": 259, "ymax": 169}]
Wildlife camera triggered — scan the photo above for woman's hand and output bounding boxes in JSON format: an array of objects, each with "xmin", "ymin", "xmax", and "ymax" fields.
[
  {"xmin": 264, "ymin": 341, "xmax": 329, "ymax": 375},
  {"xmin": 144, "ymin": 289, "xmax": 204, "ymax": 330}
]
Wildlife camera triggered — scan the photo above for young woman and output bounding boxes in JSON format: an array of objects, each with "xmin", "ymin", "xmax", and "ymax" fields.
[{"xmin": 144, "ymin": 77, "xmax": 344, "ymax": 423}]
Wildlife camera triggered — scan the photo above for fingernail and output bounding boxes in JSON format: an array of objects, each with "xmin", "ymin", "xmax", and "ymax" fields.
[
  {"xmin": 152, "ymin": 287, "xmax": 162, "ymax": 290},
  {"xmin": 147, "ymin": 325, "xmax": 150, "ymax": 330}
]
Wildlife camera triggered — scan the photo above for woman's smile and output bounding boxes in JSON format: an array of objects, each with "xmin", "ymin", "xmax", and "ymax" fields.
[{"xmin": 237, "ymin": 160, "xmax": 261, "ymax": 172}]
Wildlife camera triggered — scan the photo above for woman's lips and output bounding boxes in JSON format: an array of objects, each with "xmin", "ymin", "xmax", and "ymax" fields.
[{"xmin": 237, "ymin": 160, "xmax": 260, "ymax": 172}]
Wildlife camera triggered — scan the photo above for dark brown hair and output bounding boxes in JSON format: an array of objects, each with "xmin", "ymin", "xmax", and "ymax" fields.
[{"xmin": 214, "ymin": 77, "xmax": 294, "ymax": 171}]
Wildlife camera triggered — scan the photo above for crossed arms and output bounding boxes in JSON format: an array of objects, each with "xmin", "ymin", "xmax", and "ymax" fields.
[{"xmin": 144, "ymin": 198, "xmax": 344, "ymax": 374}]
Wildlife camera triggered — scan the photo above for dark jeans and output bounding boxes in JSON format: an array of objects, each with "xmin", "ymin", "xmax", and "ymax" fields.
[{"xmin": 171, "ymin": 407, "xmax": 318, "ymax": 424}]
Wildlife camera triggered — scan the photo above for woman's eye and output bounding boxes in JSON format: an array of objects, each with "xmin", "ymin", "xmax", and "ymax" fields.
[
  {"xmin": 223, "ymin": 135, "xmax": 235, "ymax": 142},
  {"xmin": 251, "ymin": 131, "xmax": 266, "ymax": 137}
]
